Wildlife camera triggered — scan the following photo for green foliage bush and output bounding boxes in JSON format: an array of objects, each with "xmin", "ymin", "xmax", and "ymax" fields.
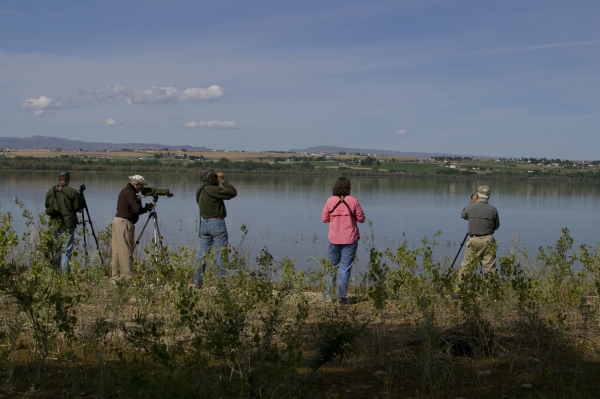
[{"xmin": 0, "ymin": 204, "xmax": 598, "ymax": 397}]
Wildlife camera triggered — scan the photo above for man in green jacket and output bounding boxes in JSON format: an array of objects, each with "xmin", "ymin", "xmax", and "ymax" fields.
[
  {"xmin": 194, "ymin": 168, "xmax": 237, "ymax": 285},
  {"xmin": 45, "ymin": 170, "xmax": 83, "ymax": 271}
]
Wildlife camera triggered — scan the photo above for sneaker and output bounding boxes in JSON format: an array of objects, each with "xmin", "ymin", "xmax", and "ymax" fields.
[{"xmin": 337, "ymin": 297, "xmax": 349, "ymax": 305}]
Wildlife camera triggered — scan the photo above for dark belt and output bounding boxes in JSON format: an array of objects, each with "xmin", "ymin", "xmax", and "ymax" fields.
[{"xmin": 470, "ymin": 234, "xmax": 490, "ymax": 237}]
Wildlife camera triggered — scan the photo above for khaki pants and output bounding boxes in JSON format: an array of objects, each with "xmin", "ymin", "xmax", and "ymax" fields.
[
  {"xmin": 111, "ymin": 217, "xmax": 135, "ymax": 278},
  {"xmin": 458, "ymin": 235, "xmax": 496, "ymax": 279}
]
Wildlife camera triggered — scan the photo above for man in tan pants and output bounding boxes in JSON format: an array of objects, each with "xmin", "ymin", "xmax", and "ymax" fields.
[
  {"xmin": 458, "ymin": 185, "xmax": 500, "ymax": 278},
  {"xmin": 111, "ymin": 175, "xmax": 154, "ymax": 279}
]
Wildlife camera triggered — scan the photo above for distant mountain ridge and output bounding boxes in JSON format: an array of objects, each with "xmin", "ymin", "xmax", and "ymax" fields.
[
  {"xmin": 0, "ymin": 136, "xmax": 481, "ymax": 158},
  {"xmin": 0, "ymin": 136, "xmax": 212, "ymax": 152},
  {"xmin": 289, "ymin": 145, "xmax": 474, "ymax": 158}
]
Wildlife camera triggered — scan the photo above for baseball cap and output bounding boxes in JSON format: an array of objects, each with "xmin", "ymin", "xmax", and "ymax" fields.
[
  {"xmin": 58, "ymin": 170, "xmax": 70, "ymax": 178},
  {"xmin": 477, "ymin": 185, "xmax": 491, "ymax": 195}
]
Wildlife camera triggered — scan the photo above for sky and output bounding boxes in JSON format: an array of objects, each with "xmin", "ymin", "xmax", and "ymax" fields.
[{"xmin": 1, "ymin": 1, "xmax": 599, "ymax": 159}]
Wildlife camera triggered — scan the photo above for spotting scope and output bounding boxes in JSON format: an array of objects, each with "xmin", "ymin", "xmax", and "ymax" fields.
[{"xmin": 141, "ymin": 187, "xmax": 174, "ymax": 198}]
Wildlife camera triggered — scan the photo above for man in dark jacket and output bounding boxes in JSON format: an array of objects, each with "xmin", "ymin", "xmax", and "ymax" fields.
[
  {"xmin": 111, "ymin": 175, "xmax": 154, "ymax": 279},
  {"xmin": 458, "ymin": 185, "xmax": 500, "ymax": 278},
  {"xmin": 194, "ymin": 168, "xmax": 237, "ymax": 285},
  {"xmin": 45, "ymin": 170, "xmax": 83, "ymax": 271}
]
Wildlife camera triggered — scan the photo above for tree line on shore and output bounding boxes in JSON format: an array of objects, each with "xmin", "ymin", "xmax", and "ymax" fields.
[{"xmin": 2, "ymin": 155, "xmax": 600, "ymax": 180}]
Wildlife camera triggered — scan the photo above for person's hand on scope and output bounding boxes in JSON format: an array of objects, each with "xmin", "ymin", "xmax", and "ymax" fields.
[
  {"xmin": 216, "ymin": 172, "xmax": 225, "ymax": 183},
  {"xmin": 144, "ymin": 203, "xmax": 155, "ymax": 211},
  {"xmin": 470, "ymin": 193, "xmax": 479, "ymax": 203}
]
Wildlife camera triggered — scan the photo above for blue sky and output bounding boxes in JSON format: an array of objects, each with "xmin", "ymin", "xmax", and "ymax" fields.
[{"xmin": 1, "ymin": 1, "xmax": 599, "ymax": 159}]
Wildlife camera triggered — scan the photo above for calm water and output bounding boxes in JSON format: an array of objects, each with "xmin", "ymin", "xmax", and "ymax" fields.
[{"xmin": 1, "ymin": 171, "xmax": 599, "ymax": 271}]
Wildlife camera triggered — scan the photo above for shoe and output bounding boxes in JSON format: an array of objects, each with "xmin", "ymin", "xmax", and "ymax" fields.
[{"xmin": 337, "ymin": 297, "xmax": 348, "ymax": 305}]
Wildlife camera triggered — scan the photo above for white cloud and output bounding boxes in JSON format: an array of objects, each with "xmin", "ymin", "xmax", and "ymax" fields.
[
  {"xmin": 21, "ymin": 95, "xmax": 60, "ymax": 110},
  {"xmin": 183, "ymin": 120, "xmax": 241, "ymax": 130},
  {"xmin": 21, "ymin": 96, "xmax": 71, "ymax": 116},
  {"xmin": 21, "ymin": 95, "xmax": 65, "ymax": 116},
  {"xmin": 396, "ymin": 129, "xmax": 409, "ymax": 135},
  {"xmin": 48, "ymin": 120, "xmax": 59, "ymax": 125},
  {"xmin": 81, "ymin": 85, "xmax": 225, "ymax": 105},
  {"xmin": 92, "ymin": 118, "xmax": 119, "ymax": 126}
]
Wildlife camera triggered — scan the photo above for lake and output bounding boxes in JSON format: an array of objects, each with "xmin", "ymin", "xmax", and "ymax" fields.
[{"xmin": 1, "ymin": 170, "xmax": 599, "ymax": 272}]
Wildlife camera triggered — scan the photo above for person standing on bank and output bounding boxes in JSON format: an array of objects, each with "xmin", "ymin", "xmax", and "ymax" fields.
[
  {"xmin": 195, "ymin": 168, "xmax": 237, "ymax": 285},
  {"xmin": 111, "ymin": 175, "xmax": 154, "ymax": 279},
  {"xmin": 45, "ymin": 170, "xmax": 83, "ymax": 271},
  {"xmin": 458, "ymin": 185, "xmax": 500, "ymax": 277},
  {"xmin": 321, "ymin": 177, "xmax": 366, "ymax": 304}
]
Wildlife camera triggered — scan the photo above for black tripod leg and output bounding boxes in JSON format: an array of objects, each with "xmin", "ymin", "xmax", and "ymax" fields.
[
  {"xmin": 84, "ymin": 205, "xmax": 104, "ymax": 265},
  {"xmin": 135, "ymin": 213, "xmax": 153, "ymax": 249},
  {"xmin": 446, "ymin": 232, "xmax": 470, "ymax": 277},
  {"xmin": 80, "ymin": 211, "xmax": 89, "ymax": 256}
]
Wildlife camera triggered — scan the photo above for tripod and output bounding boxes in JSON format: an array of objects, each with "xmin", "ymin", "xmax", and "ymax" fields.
[
  {"xmin": 134, "ymin": 196, "xmax": 163, "ymax": 251},
  {"xmin": 78, "ymin": 185, "xmax": 105, "ymax": 265}
]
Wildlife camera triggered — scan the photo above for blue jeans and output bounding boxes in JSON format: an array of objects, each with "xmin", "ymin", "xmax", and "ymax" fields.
[
  {"xmin": 56, "ymin": 228, "xmax": 75, "ymax": 272},
  {"xmin": 195, "ymin": 218, "xmax": 228, "ymax": 284},
  {"xmin": 325, "ymin": 240, "xmax": 358, "ymax": 299}
]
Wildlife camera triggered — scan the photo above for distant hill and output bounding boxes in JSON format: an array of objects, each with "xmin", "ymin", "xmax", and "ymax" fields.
[
  {"xmin": 288, "ymin": 145, "xmax": 475, "ymax": 158},
  {"xmin": 0, "ymin": 136, "xmax": 212, "ymax": 152},
  {"xmin": 0, "ymin": 136, "xmax": 484, "ymax": 158}
]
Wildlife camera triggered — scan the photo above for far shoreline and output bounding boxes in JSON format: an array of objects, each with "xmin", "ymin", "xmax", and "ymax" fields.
[{"xmin": 2, "ymin": 167, "xmax": 600, "ymax": 183}]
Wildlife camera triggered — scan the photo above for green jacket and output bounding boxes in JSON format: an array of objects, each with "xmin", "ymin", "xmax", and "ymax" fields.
[
  {"xmin": 45, "ymin": 183, "xmax": 83, "ymax": 230},
  {"xmin": 196, "ymin": 181, "xmax": 237, "ymax": 219}
]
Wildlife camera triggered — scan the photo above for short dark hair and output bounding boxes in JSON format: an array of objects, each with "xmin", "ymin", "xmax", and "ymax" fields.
[
  {"xmin": 200, "ymin": 168, "xmax": 217, "ymax": 184},
  {"xmin": 332, "ymin": 177, "xmax": 351, "ymax": 196}
]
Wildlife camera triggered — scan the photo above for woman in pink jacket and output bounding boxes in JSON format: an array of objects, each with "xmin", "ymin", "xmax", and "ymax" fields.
[{"xmin": 321, "ymin": 177, "xmax": 366, "ymax": 304}]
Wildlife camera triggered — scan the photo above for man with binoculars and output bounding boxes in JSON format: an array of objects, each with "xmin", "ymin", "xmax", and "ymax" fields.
[{"xmin": 194, "ymin": 168, "xmax": 237, "ymax": 285}]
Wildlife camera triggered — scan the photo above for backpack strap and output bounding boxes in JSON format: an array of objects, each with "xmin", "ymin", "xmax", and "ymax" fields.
[
  {"xmin": 55, "ymin": 185, "xmax": 76, "ymax": 214},
  {"xmin": 328, "ymin": 197, "xmax": 356, "ymax": 220}
]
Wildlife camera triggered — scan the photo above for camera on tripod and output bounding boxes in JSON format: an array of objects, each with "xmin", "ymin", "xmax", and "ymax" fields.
[{"xmin": 140, "ymin": 187, "xmax": 174, "ymax": 199}]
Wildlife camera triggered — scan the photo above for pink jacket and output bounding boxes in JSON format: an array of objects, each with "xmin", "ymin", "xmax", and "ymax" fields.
[{"xmin": 322, "ymin": 195, "xmax": 366, "ymax": 244}]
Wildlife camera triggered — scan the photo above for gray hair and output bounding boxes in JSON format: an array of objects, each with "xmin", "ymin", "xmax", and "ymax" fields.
[
  {"xmin": 200, "ymin": 168, "xmax": 217, "ymax": 184},
  {"xmin": 128, "ymin": 174, "xmax": 147, "ymax": 186}
]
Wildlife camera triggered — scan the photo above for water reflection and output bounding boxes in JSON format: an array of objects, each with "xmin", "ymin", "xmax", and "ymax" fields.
[{"xmin": 1, "ymin": 171, "xmax": 599, "ymax": 271}]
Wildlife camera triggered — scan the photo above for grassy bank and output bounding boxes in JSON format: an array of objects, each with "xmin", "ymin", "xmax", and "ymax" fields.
[{"xmin": 1, "ymin": 202, "xmax": 600, "ymax": 398}]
